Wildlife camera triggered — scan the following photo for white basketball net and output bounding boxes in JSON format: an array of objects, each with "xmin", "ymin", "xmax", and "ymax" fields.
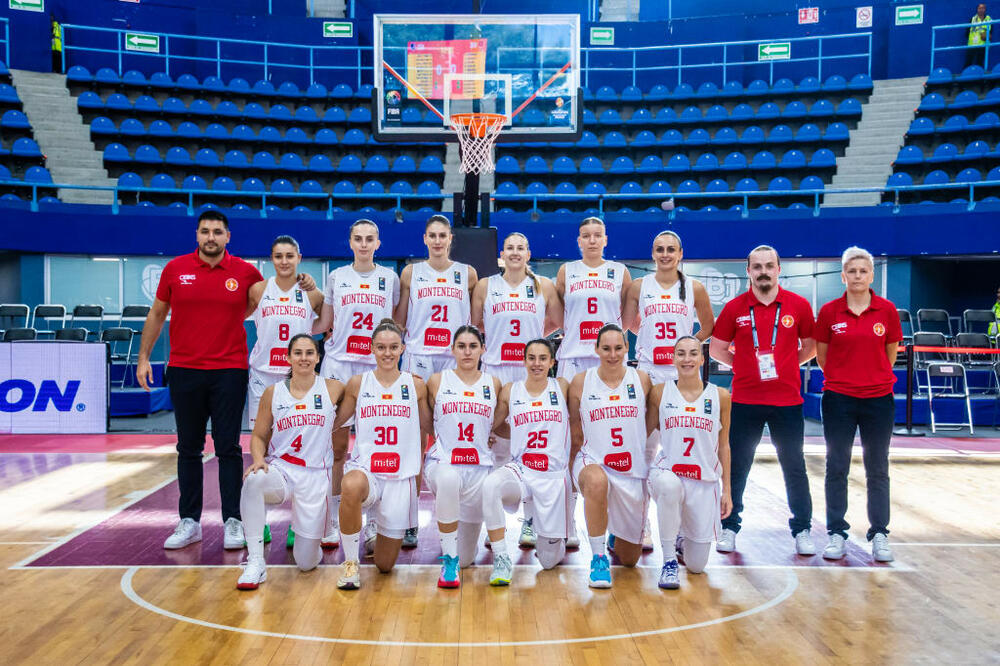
[{"xmin": 451, "ymin": 113, "xmax": 507, "ymax": 175}]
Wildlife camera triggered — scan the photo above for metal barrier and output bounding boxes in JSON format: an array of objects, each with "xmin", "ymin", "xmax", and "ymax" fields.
[
  {"xmin": 931, "ymin": 17, "xmax": 1000, "ymax": 72},
  {"xmin": 582, "ymin": 32, "xmax": 872, "ymax": 89}
]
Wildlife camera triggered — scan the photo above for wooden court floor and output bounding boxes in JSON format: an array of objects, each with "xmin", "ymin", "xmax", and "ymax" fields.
[{"xmin": 0, "ymin": 439, "xmax": 997, "ymax": 665}]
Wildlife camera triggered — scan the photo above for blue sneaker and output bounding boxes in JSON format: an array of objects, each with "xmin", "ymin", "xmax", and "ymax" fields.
[
  {"xmin": 658, "ymin": 559, "xmax": 680, "ymax": 590},
  {"xmin": 589, "ymin": 554, "xmax": 612, "ymax": 588},
  {"xmin": 437, "ymin": 554, "xmax": 461, "ymax": 588},
  {"xmin": 607, "ymin": 534, "xmax": 616, "ymax": 552}
]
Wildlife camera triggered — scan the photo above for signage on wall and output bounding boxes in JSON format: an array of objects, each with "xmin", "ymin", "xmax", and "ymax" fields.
[
  {"xmin": 758, "ymin": 42, "xmax": 791, "ymax": 61},
  {"xmin": 323, "ymin": 22, "xmax": 353, "ymax": 38},
  {"xmin": 9, "ymin": 0, "xmax": 43, "ymax": 11},
  {"xmin": 590, "ymin": 27, "xmax": 615, "ymax": 46},
  {"xmin": 895, "ymin": 5, "xmax": 923, "ymax": 26},
  {"xmin": 798, "ymin": 7, "xmax": 819, "ymax": 24},
  {"xmin": 125, "ymin": 32, "xmax": 160, "ymax": 53},
  {"xmin": 856, "ymin": 6, "xmax": 873, "ymax": 29}
]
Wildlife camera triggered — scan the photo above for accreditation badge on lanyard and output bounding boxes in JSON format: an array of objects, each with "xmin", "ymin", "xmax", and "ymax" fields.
[{"xmin": 750, "ymin": 304, "xmax": 782, "ymax": 382}]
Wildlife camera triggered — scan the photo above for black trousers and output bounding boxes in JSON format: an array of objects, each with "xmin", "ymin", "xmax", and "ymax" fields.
[
  {"xmin": 821, "ymin": 390, "xmax": 894, "ymax": 541},
  {"xmin": 167, "ymin": 367, "xmax": 248, "ymax": 522},
  {"xmin": 722, "ymin": 402, "xmax": 813, "ymax": 536}
]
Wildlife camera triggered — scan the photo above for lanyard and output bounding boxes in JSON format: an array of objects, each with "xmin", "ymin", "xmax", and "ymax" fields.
[{"xmin": 749, "ymin": 303, "xmax": 781, "ymax": 351}]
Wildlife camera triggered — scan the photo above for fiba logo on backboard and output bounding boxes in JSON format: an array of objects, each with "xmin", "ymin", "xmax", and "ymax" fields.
[{"xmin": 141, "ymin": 264, "xmax": 162, "ymax": 302}]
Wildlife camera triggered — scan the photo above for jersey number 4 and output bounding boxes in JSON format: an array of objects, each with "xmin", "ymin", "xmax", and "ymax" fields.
[
  {"xmin": 352, "ymin": 312, "xmax": 374, "ymax": 330},
  {"xmin": 290, "ymin": 435, "xmax": 302, "ymax": 453}
]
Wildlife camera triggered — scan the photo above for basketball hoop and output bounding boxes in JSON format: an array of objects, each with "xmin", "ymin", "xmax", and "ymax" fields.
[{"xmin": 451, "ymin": 113, "xmax": 507, "ymax": 175}]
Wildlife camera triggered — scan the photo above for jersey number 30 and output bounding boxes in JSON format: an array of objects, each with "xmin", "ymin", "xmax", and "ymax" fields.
[{"xmin": 374, "ymin": 426, "xmax": 398, "ymax": 446}]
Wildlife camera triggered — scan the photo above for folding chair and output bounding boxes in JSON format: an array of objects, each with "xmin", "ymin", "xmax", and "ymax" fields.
[
  {"xmin": 119, "ymin": 304, "xmax": 151, "ymax": 328},
  {"xmin": 916, "ymin": 308, "xmax": 953, "ymax": 341},
  {"xmin": 102, "ymin": 327, "xmax": 135, "ymax": 388},
  {"xmin": 926, "ymin": 362, "xmax": 974, "ymax": 434},
  {"xmin": 3, "ymin": 327, "xmax": 37, "ymax": 341},
  {"xmin": 71, "ymin": 304, "xmax": 105, "ymax": 340},
  {"xmin": 912, "ymin": 332, "xmax": 949, "ymax": 393},
  {"xmin": 0, "ymin": 304, "xmax": 30, "ymax": 336},
  {"xmin": 31, "ymin": 304, "xmax": 66, "ymax": 338},
  {"xmin": 963, "ymin": 309, "xmax": 998, "ymax": 341},
  {"xmin": 55, "ymin": 327, "xmax": 89, "ymax": 341}
]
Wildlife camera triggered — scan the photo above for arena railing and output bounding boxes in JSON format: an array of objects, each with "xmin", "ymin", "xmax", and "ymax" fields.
[
  {"xmin": 2, "ymin": 178, "xmax": 1000, "ymax": 217},
  {"xmin": 580, "ymin": 32, "xmax": 872, "ymax": 90},
  {"xmin": 930, "ymin": 18, "xmax": 1000, "ymax": 72}
]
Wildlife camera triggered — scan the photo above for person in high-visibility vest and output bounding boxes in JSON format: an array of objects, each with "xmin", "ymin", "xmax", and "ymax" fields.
[
  {"xmin": 967, "ymin": 4, "xmax": 992, "ymax": 68},
  {"xmin": 51, "ymin": 15, "xmax": 63, "ymax": 73},
  {"xmin": 989, "ymin": 285, "xmax": 1000, "ymax": 339}
]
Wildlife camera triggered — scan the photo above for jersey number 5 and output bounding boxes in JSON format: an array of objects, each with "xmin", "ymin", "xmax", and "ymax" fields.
[{"xmin": 610, "ymin": 427, "xmax": 624, "ymax": 447}]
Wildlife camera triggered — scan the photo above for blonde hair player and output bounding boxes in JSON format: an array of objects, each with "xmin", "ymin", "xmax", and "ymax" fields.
[
  {"xmin": 395, "ymin": 215, "xmax": 478, "ymax": 380},
  {"xmin": 569, "ymin": 324, "xmax": 653, "ymax": 588},
  {"xmin": 236, "ymin": 334, "xmax": 345, "ymax": 590},
  {"xmin": 333, "ymin": 319, "xmax": 432, "ymax": 590},
  {"xmin": 424, "ymin": 326, "xmax": 502, "ymax": 588},
  {"xmin": 312, "ymin": 219, "xmax": 401, "ymax": 551},
  {"xmin": 246, "ymin": 235, "xmax": 322, "ymax": 430},
  {"xmin": 483, "ymin": 338, "xmax": 572, "ymax": 586},
  {"xmin": 645, "ymin": 336, "xmax": 732, "ymax": 590}
]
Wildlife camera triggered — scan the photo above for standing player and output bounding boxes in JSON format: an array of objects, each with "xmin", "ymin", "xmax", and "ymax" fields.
[
  {"xmin": 483, "ymin": 338, "xmax": 572, "ymax": 586},
  {"xmin": 236, "ymin": 334, "xmax": 344, "ymax": 590},
  {"xmin": 247, "ymin": 235, "xmax": 322, "ymax": 429},
  {"xmin": 569, "ymin": 324, "xmax": 653, "ymax": 588},
  {"xmin": 333, "ymin": 319, "xmax": 432, "ymax": 589},
  {"xmin": 424, "ymin": 326, "xmax": 502, "ymax": 588},
  {"xmin": 646, "ymin": 336, "xmax": 732, "ymax": 590},
  {"xmin": 312, "ymin": 219, "xmax": 400, "ymax": 550}
]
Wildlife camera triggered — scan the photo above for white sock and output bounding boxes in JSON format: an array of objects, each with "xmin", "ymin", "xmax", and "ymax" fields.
[
  {"xmin": 247, "ymin": 534, "xmax": 264, "ymax": 561},
  {"xmin": 342, "ymin": 531, "xmax": 360, "ymax": 563},
  {"xmin": 570, "ymin": 492, "xmax": 579, "ymax": 529},
  {"xmin": 328, "ymin": 494, "xmax": 341, "ymax": 532},
  {"xmin": 661, "ymin": 538, "xmax": 676, "ymax": 561},
  {"xmin": 440, "ymin": 530, "xmax": 458, "ymax": 558},
  {"xmin": 523, "ymin": 498, "xmax": 534, "ymax": 522},
  {"xmin": 490, "ymin": 538, "xmax": 508, "ymax": 557},
  {"xmin": 589, "ymin": 535, "xmax": 606, "ymax": 557}
]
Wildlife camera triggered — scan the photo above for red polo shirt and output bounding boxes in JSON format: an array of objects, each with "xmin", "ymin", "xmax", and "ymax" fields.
[
  {"xmin": 713, "ymin": 286, "xmax": 815, "ymax": 406},
  {"xmin": 814, "ymin": 291, "xmax": 902, "ymax": 399},
  {"xmin": 156, "ymin": 250, "xmax": 263, "ymax": 370}
]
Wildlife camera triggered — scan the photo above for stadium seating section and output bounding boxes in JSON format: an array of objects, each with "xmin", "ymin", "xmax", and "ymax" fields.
[{"xmin": 0, "ymin": 61, "xmax": 58, "ymax": 204}]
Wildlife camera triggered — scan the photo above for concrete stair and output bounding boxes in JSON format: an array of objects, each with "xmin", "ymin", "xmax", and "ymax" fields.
[
  {"xmin": 9, "ymin": 69, "xmax": 116, "ymax": 205},
  {"xmin": 309, "ymin": 0, "xmax": 346, "ymax": 18},
  {"xmin": 600, "ymin": 0, "xmax": 639, "ymax": 22},
  {"xmin": 823, "ymin": 76, "xmax": 926, "ymax": 207}
]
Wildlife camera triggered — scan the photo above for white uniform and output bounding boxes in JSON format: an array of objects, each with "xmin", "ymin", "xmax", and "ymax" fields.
[
  {"xmin": 265, "ymin": 376, "xmax": 336, "ymax": 539},
  {"xmin": 424, "ymin": 369, "xmax": 497, "ymax": 523},
  {"xmin": 650, "ymin": 381, "xmax": 723, "ymax": 543},
  {"xmin": 504, "ymin": 378, "xmax": 572, "ymax": 538},
  {"xmin": 346, "ymin": 370, "xmax": 422, "ymax": 539},
  {"xmin": 402, "ymin": 261, "xmax": 471, "ymax": 379},
  {"xmin": 575, "ymin": 366, "xmax": 648, "ymax": 544},
  {"xmin": 635, "ymin": 274, "xmax": 696, "ymax": 384},
  {"xmin": 558, "ymin": 259, "xmax": 626, "ymax": 380},
  {"xmin": 320, "ymin": 264, "xmax": 399, "ymax": 382},
  {"xmin": 248, "ymin": 278, "xmax": 318, "ymax": 427},
  {"xmin": 481, "ymin": 273, "xmax": 546, "ymax": 385}
]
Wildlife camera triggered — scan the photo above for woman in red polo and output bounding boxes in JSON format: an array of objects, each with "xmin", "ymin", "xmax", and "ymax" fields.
[{"xmin": 814, "ymin": 246, "xmax": 902, "ymax": 564}]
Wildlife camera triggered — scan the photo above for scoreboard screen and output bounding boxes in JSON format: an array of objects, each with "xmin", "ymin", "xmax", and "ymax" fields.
[{"xmin": 406, "ymin": 39, "xmax": 487, "ymax": 99}]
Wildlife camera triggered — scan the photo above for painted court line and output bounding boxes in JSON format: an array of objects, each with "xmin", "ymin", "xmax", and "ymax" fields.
[
  {"xmin": 891, "ymin": 542, "xmax": 1000, "ymax": 548},
  {"xmin": 120, "ymin": 566, "xmax": 799, "ymax": 647}
]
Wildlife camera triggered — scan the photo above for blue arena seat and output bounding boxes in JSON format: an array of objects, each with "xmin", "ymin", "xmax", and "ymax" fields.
[
  {"xmin": 524, "ymin": 155, "xmax": 549, "ymax": 174},
  {"xmin": 118, "ymin": 118, "xmax": 145, "ymax": 137},
  {"xmin": 361, "ymin": 180, "xmax": 385, "ymax": 195},
  {"xmin": 907, "ymin": 117, "xmax": 935, "ymax": 136},
  {"xmin": 284, "ymin": 127, "xmax": 310, "ymax": 144},
  {"xmin": 554, "ymin": 182, "xmax": 579, "ymax": 198},
  {"xmin": 740, "ymin": 125, "xmax": 765, "ymax": 144},
  {"xmin": 621, "ymin": 85, "xmax": 643, "ymax": 102},
  {"xmin": 417, "ymin": 181, "xmax": 441, "ymax": 196},
  {"xmin": 721, "ymin": 151, "xmax": 748, "ymax": 171},
  {"xmin": 609, "ymin": 156, "xmax": 634, "ymax": 174},
  {"xmin": 323, "ymin": 106, "xmax": 347, "ymax": 124},
  {"xmin": 782, "ymin": 100, "xmax": 807, "ymax": 118},
  {"xmin": 201, "ymin": 76, "xmax": 225, "ymax": 93},
  {"xmin": 582, "ymin": 109, "xmax": 598, "ymax": 125},
  {"xmin": 649, "ymin": 180, "xmax": 671, "ymax": 194},
  {"xmin": 665, "ymin": 154, "xmax": 691, "ymax": 173},
  {"xmin": 386, "ymin": 180, "xmax": 413, "ymax": 195},
  {"xmin": 1, "ymin": 109, "xmax": 29, "ymax": 129},
  {"xmin": 927, "ymin": 68, "xmax": 953, "ymax": 84},
  {"xmin": 939, "ymin": 114, "xmax": 968, "ymax": 133},
  {"xmin": 212, "ymin": 100, "xmax": 238, "ymax": 118},
  {"xmin": 747, "ymin": 79, "xmax": 769, "ymax": 95},
  {"xmin": 722, "ymin": 80, "xmax": 744, "ymax": 97},
  {"xmin": 596, "ymin": 86, "xmax": 617, "ymax": 101},
  {"xmin": 583, "ymin": 182, "xmax": 606, "ymax": 196},
  {"xmin": 848, "ymin": 73, "xmax": 873, "ymax": 90},
  {"xmin": 205, "ymin": 123, "xmax": 229, "ymax": 140},
  {"xmin": 923, "ymin": 169, "xmax": 949, "ymax": 185},
  {"xmin": 696, "ymin": 82, "xmax": 720, "ymax": 98},
  {"xmin": 927, "ymin": 143, "xmax": 959, "ymax": 163},
  {"xmin": 25, "ymin": 166, "xmax": 52, "ymax": 183},
  {"xmin": 599, "ymin": 108, "xmax": 622, "ymax": 125},
  {"xmin": 348, "ymin": 107, "xmax": 372, "ymax": 124},
  {"xmin": 175, "ymin": 73, "xmax": 199, "ymax": 91},
  {"xmin": 159, "ymin": 97, "xmax": 184, "ymax": 115},
  {"xmin": 771, "ymin": 78, "xmax": 795, "ymax": 94},
  {"xmin": 181, "ymin": 174, "xmax": 207, "ymax": 191},
  {"xmin": 799, "ymin": 175, "xmax": 825, "ymax": 190},
  {"xmin": 958, "ymin": 65, "xmax": 986, "ymax": 82},
  {"xmin": 768, "ymin": 176, "xmax": 792, "ymax": 191},
  {"xmin": 735, "ymin": 177, "xmax": 759, "ymax": 192},
  {"xmin": 956, "ymin": 167, "xmax": 982, "ymax": 183},
  {"xmin": 151, "ymin": 173, "xmax": 177, "ymax": 190},
  {"xmin": 363, "ymin": 155, "xmax": 389, "ymax": 173},
  {"xmin": 673, "ymin": 83, "xmax": 694, "ymax": 99},
  {"xmin": 144, "ymin": 72, "xmax": 172, "ymax": 89},
  {"xmin": 685, "ymin": 128, "xmax": 710, "ymax": 145},
  {"xmin": 130, "ymin": 95, "xmax": 158, "ymax": 114},
  {"xmin": 356, "ymin": 83, "xmax": 375, "ymax": 100},
  {"xmin": 312, "ymin": 128, "xmax": 337, "ymax": 146},
  {"xmin": 165, "ymin": 146, "xmax": 192, "ymax": 166},
  {"xmin": 95, "ymin": 67, "xmax": 120, "ymax": 85},
  {"xmin": 659, "ymin": 129, "xmax": 683, "ymax": 146},
  {"xmin": 795, "ymin": 123, "xmax": 821, "ymax": 142},
  {"xmin": 223, "ymin": 150, "xmax": 249, "ymax": 169},
  {"xmin": 919, "ymin": 93, "xmax": 946, "ymax": 111},
  {"xmin": 646, "ymin": 84, "xmax": 670, "ymax": 101},
  {"xmin": 767, "ymin": 125, "xmax": 794, "ymax": 143},
  {"xmin": 679, "ymin": 106, "xmax": 703, "ymax": 123},
  {"xmin": 336, "ymin": 154, "xmax": 361, "ymax": 173},
  {"xmin": 299, "ymin": 179, "xmax": 323, "ymax": 194},
  {"xmin": 972, "ymin": 111, "xmax": 1000, "ymax": 130},
  {"xmin": 705, "ymin": 104, "xmax": 728, "ymax": 121},
  {"xmin": 495, "ymin": 181, "xmax": 519, "ymax": 196},
  {"xmin": 66, "ymin": 65, "xmax": 92, "ymax": 82},
  {"xmin": 887, "ymin": 172, "xmax": 914, "ymax": 188},
  {"xmin": 176, "ymin": 121, "xmax": 200, "ymax": 139},
  {"xmin": 250, "ymin": 79, "xmax": 274, "ymax": 96},
  {"xmin": 823, "ymin": 74, "xmax": 847, "ymax": 91},
  {"xmin": 779, "ymin": 149, "xmax": 806, "ymax": 169},
  {"xmin": 525, "ymin": 182, "xmax": 548, "ymax": 196},
  {"xmin": 798, "ymin": 76, "xmax": 820, "ymax": 93},
  {"xmin": 552, "ymin": 156, "xmax": 576, "ymax": 174},
  {"xmin": 836, "ymin": 98, "xmax": 862, "ymax": 116},
  {"xmin": 824, "ymin": 122, "xmax": 849, "ymax": 141},
  {"xmin": 227, "ymin": 125, "xmax": 253, "ymax": 142},
  {"xmin": 274, "ymin": 81, "xmax": 298, "ymax": 98},
  {"xmin": 637, "ymin": 155, "xmax": 664, "ymax": 173},
  {"xmin": 105, "ymin": 93, "xmax": 131, "ymax": 111},
  {"xmin": 750, "ymin": 150, "xmax": 777, "ymax": 170},
  {"xmin": 252, "ymin": 151, "xmax": 277, "ymax": 170},
  {"xmin": 756, "ymin": 102, "xmax": 780, "ymax": 119},
  {"xmin": 117, "ymin": 172, "xmax": 142, "ymax": 189},
  {"xmin": 331, "ymin": 83, "xmax": 354, "ymax": 100},
  {"xmin": 619, "ymin": 181, "xmax": 643, "ymax": 195},
  {"xmin": 693, "ymin": 153, "xmax": 720, "ymax": 172},
  {"xmin": 77, "ymin": 91, "xmax": 103, "ymax": 110},
  {"xmin": 627, "ymin": 108, "xmax": 652, "ymax": 125},
  {"xmin": 103, "ymin": 143, "xmax": 130, "ymax": 162},
  {"xmin": 961, "ymin": 140, "xmax": 989, "ymax": 159},
  {"xmin": 654, "ymin": 107, "xmax": 677, "ymax": 125},
  {"xmin": 90, "ymin": 116, "xmax": 115, "ymax": 135},
  {"xmin": 342, "ymin": 129, "xmax": 366, "ymax": 146},
  {"xmin": 392, "ymin": 155, "xmax": 416, "ymax": 173},
  {"xmin": 603, "ymin": 131, "xmax": 627, "ymax": 148},
  {"xmin": 705, "ymin": 178, "xmax": 729, "ymax": 193},
  {"xmin": 270, "ymin": 178, "xmax": 294, "ymax": 194},
  {"xmin": 732, "ymin": 103, "xmax": 754, "ymax": 121},
  {"xmin": 952, "ymin": 92, "xmax": 979, "ymax": 110},
  {"xmin": 632, "ymin": 130, "xmax": 656, "ymax": 147},
  {"xmin": 195, "ymin": 148, "xmax": 221, "ymax": 167},
  {"xmin": 809, "ymin": 148, "xmax": 836, "ymax": 168},
  {"xmin": 988, "ymin": 166, "xmax": 1000, "ymax": 180},
  {"xmin": 12, "ymin": 137, "xmax": 41, "ymax": 157},
  {"xmin": 211, "ymin": 176, "xmax": 236, "ymax": 191},
  {"xmin": 579, "ymin": 156, "xmax": 603, "ymax": 174},
  {"xmin": 808, "ymin": 99, "xmax": 834, "ymax": 118}
]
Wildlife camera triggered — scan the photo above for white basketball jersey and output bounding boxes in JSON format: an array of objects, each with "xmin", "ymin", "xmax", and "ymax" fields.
[
  {"xmin": 405, "ymin": 261, "xmax": 471, "ymax": 355},
  {"xmin": 507, "ymin": 378, "xmax": 570, "ymax": 475},
  {"xmin": 432, "ymin": 369, "xmax": 497, "ymax": 467},
  {"xmin": 579, "ymin": 366, "xmax": 647, "ymax": 479},
  {"xmin": 656, "ymin": 381, "xmax": 721, "ymax": 482},
  {"xmin": 249, "ymin": 278, "xmax": 317, "ymax": 374},
  {"xmin": 268, "ymin": 376, "xmax": 336, "ymax": 469},
  {"xmin": 482, "ymin": 273, "xmax": 546, "ymax": 366},
  {"xmin": 559, "ymin": 259, "xmax": 626, "ymax": 360},
  {"xmin": 635, "ymin": 274, "xmax": 696, "ymax": 377},
  {"xmin": 351, "ymin": 370, "xmax": 422, "ymax": 479},
  {"xmin": 323, "ymin": 264, "xmax": 398, "ymax": 364}
]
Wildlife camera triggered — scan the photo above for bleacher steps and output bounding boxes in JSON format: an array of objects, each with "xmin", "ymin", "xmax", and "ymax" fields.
[
  {"xmin": 600, "ymin": 0, "xmax": 639, "ymax": 21},
  {"xmin": 9, "ymin": 69, "xmax": 116, "ymax": 205},
  {"xmin": 823, "ymin": 75, "xmax": 926, "ymax": 208},
  {"xmin": 309, "ymin": 0, "xmax": 346, "ymax": 18}
]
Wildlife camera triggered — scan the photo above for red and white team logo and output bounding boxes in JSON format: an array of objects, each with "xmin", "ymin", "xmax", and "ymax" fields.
[
  {"xmin": 781, "ymin": 314, "xmax": 795, "ymax": 328},
  {"xmin": 873, "ymin": 322, "xmax": 886, "ymax": 336},
  {"xmin": 225, "ymin": 278, "xmax": 239, "ymax": 291}
]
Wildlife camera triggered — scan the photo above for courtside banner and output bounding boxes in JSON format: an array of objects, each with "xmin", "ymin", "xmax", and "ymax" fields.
[{"xmin": 0, "ymin": 342, "xmax": 109, "ymax": 434}]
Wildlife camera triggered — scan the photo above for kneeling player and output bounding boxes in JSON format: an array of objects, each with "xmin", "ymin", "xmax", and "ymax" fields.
[
  {"xmin": 569, "ymin": 324, "xmax": 653, "ymax": 588},
  {"xmin": 334, "ymin": 320, "xmax": 431, "ymax": 590},
  {"xmin": 237, "ymin": 335, "xmax": 344, "ymax": 590},
  {"xmin": 646, "ymin": 336, "xmax": 732, "ymax": 589},
  {"xmin": 484, "ymin": 339, "xmax": 571, "ymax": 586}
]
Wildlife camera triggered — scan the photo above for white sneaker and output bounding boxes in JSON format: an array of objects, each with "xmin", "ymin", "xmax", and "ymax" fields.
[
  {"xmin": 236, "ymin": 557, "xmax": 267, "ymax": 590},
  {"xmin": 223, "ymin": 517, "xmax": 246, "ymax": 550},
  {"xmin": 321, "ymin": 525, "xmax": 341, "ymax": 550},
  {"xmin": 518, "ymin": 518, "xmax": 537, "ymax": 548},
  {"xmin": 566, "ymin": 528, "xmax": 581, "ymax": 550},
  {"xmin": 716, "ymin": 528, "xmax": 736, "ymax": 553},
  {"xmin": 871, "ymin": 533, "xmax": 894, "ymax": 562},
  {"xmin": 794, "ymin": 529, "xmax": 817, "ymax": 556},
  {"xmin": 337, "ymin": 560, "xmax": 360, "ymax": 590},
  {"xmin": 641, "ymin": 520, "xmax": 654, "ymax": 552},
  {"xmin": 363, "ymin": 520, "xmax": 377, "ymax": 557},
  {"xmin": 164, "ymin": 518, "xmax": 202, "ymax": 549},
  {"xmin": 823, "ymin": 534, "xmax": 846, "ymax": 560}
]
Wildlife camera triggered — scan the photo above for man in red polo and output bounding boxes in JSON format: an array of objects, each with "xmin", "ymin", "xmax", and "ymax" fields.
[
  {"xmin": 137, "ymin": 211, "xmax": 264, "ymax": 550},
  {"xmin": 709, "ymin": 245, "xmax": 816, "ymax": 556}
]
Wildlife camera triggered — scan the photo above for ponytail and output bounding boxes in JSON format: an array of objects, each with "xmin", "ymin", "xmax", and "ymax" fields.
[{"xmin": 372, "ymin": 317, "xmax": 403, "ymax": 342}]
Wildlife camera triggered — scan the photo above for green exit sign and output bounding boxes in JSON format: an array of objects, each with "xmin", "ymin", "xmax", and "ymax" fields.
[
  {"xmin": 323, "ymin": 22, "xmax": 353, "ymax": 38},
  {"xmin": 9, "ymin": 0, "xmax": 44, "ymax": 11},
  {"xmin": 125, "ymin": 32, "xmax": 160, "ymax": 53},
  {"xmin": 895, "ymin": 5, "xmax": 923, "ymax": 26},
  {"xmin": 758, "ymin": 42, "xmax": 791, "ymax": 61},
  {"xmin": 590, "ymin": 27, "xmax": 615, "ymax": 46}
]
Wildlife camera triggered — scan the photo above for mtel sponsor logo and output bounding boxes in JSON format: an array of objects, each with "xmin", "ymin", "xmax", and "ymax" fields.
[{"xmin": 0, "ymin": 379, "xmax": 82, "ymax": 412}]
